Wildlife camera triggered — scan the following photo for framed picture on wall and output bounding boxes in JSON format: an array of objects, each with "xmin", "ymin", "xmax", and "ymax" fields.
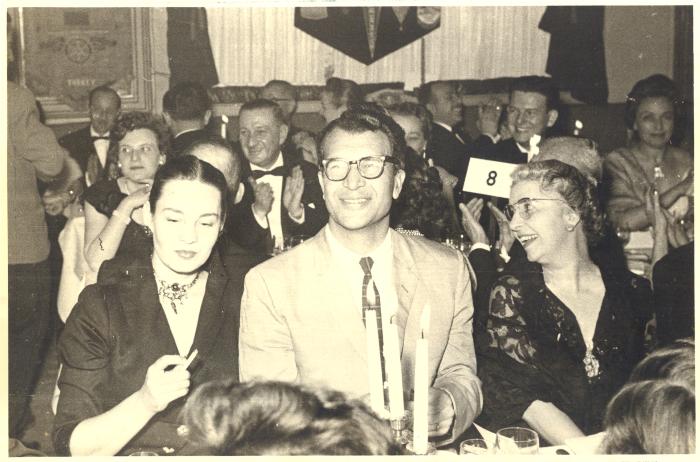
[{"xmin": 15, "ymin": 7, "xmax": 154, "ymax": 124}]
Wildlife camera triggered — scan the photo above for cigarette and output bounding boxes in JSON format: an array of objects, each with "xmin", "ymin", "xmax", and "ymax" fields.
[{"xmin": 184, "ymin": 349, "xmax": 198, "ymax": 369}]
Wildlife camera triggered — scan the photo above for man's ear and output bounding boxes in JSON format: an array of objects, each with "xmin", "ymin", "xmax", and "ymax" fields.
[
  {"xmin": 318, "ymin": 170, "xmax": 326, "ymax": 197},
  {"xmin": 203, "ymin": 109, "xmax": 212, "ymax": 127},
  {"xmin": 546, "ymin": 109, "xmax": 559, "ymax": 128},
  {"xmin": 233, "ymin": 182, "xmax": 245, "ymax": 204},
  {"xmin": 142, "ymin": 200, "xmax": 154, "ymax": 233},
  {"xmin": 392, "ymin": 168, "xmax": 406, "ymax": 200},
  {"xmin": 162, "ymin": 112, "xmax": 173, "ymax": 128},
  {"xmin": 279, "ymin": 123, "xmax": 289, "ymax": 145}
]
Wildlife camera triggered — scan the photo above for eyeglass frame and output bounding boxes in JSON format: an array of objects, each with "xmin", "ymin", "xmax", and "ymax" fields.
[
  {"xmin": 320, "ymin": 155, "xmax": 401, "ymax": 181},
  {"xmin": 118, "ymin": 143, "xmax": 159, "ymax": 157},
  {"xmin": 504, "ymin": 197, "xmax": 569, "ymax": 221}
]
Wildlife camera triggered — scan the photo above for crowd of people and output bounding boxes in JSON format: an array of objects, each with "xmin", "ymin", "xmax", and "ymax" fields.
[{"xmin": 7, "ymin": 70, "xmax": 694, "ymax": 456}]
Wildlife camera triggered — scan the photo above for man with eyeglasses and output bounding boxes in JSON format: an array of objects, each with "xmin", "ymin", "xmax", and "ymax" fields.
[
  {"xmin": 240, "ymin": 104, "xmax": 482, "ymax": 447},
  {"xmin": 228, "ymin": 98, "xmax": 327, "ymax": 254}
]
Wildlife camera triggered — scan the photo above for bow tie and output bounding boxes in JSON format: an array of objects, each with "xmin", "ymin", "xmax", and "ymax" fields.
[
  {"xmin": 250, "ymin": 166, "xmax": 288, "ymax": 180},
  {"xmin": 91, "ymin": 136, "xmax": 110, "ymax": 141}
]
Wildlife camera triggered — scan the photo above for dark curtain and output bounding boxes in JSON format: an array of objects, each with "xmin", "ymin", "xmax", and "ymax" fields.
[
  {"xmin": 167, "ymin": 8, "xmax": 218, "ymax": 88},
  {"xmin": 539, "ymin": 6, "xmax": 608, "ymax": 105}
]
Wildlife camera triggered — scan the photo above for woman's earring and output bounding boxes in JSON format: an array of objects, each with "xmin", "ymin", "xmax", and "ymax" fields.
[
  {"xmin": 159, "ymin": 156, "xmax": 165, "ymax": 165},
  {"xmin": 566, "ymin": 225, "xmax": 575, "ymax": 231},
  {"xmin": 117, "ymin": 162, "xmax": 123, "ymax": 169}
]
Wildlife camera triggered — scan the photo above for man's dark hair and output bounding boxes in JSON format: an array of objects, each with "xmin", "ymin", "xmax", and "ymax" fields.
[
  {"xmin": 261, "ymin": 79, "xmax": 298, "ymax": 100},
  {"xmin": 162, "ymin": 81, "xmax": 211, "ymax": 121},
  {"xmin": 510, "ymin": 75, "xmax": 560, "ymax": 111},
  {"xmin": 238, "ymin": 98, "xmax": 287, "ymax": 127},
  {"xmin": 323, "ymin": 77, "xmax": 364, "ymax": 110},
  {"xmin": 416, "ymin": 80, "xmax": 447, "ymax": 107},
  {"xmin": 319, "ymin": 102, "xmax": 406, "ymax": 168},
  {"xmin": 88, "ymin": 85, "xmax": 121, "ymax": 109}
]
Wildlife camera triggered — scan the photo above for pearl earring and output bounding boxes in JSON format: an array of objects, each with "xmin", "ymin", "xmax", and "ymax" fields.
[
  {"xmin": 117, "ymin": 162, "xmax": 122, "ymax": 169},
  {"xmin": 566, "ymin": 225, "xmax": 574, "ymax": 231}
]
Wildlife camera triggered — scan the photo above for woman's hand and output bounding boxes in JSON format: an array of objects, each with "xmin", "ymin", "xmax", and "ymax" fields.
[
  {"xmin": 459, "ymin": 199, "xmax": 488, "ymax": 245},
  {"xmin": 137, "ymin": 355, "xmax": 191, "ymax": 414},
  {"xmin": 488, "ymin": 202, "xmax": 515, "ymax": 253},
  {"xmin": 118, "ymin": 185, "xmax": 151, "ymax": 214}
]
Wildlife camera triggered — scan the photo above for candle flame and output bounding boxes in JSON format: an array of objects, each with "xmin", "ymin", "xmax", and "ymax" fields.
[{"xmin": 221, "ymin": 114, "xmax": 229, "ymax": 124}]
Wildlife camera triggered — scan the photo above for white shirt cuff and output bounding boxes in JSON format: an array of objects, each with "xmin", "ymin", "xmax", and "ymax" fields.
[
  {"xmin": 469, "ymin": 242, "xmax": 491, "ymax": 255},
  {"xmin": 499, "ymin": 246, "xmax": 511, "ymax": 263},
  {"xmin": 289, "ymin": 207, "xmax": 305, "ymax": 224}
]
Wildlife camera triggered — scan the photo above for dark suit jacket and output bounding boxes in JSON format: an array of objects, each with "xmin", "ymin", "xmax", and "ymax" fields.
[
  {"xmin": 170, "ymin": 128, "xmax": 212, "ymax": 157},
  {"xmin": 425, "ymin": 123, "xmax": 470, "ymax": 183},
  {"xmin": 226, "ymin": 148, "xmax": 327, "ymax": 254},
  {"xmin": 480, "ymin": 138, "xmax": 528, "ymax": 165},
  {"xmin": 58, "ymin": 126, "xmax": 116, "ymax": 185},
  {"xmin": 653, "ymin": 242, "xmax": 694, "ymax": 346},
  {"xmin": 53, "ymin": 249, "xmax": 262, "ymax": 456}
]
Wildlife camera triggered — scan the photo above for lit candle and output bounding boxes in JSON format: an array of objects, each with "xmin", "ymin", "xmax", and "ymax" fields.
[
  {"xmin": 385, "ymin": 315, "xmax": 404, "ymax": 420},
  {"xmin": 220, "ymin": 114, "xmax": 229, "ymax": 139},
  {"xmin": 413, "ymin": 304, "xmax": 431, "ymax": 455},
  {"xmin": 366, "ymin": 310, "xmax": 385, "ymax": 417}
]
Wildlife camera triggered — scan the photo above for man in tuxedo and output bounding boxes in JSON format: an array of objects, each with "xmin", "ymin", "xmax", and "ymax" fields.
[
  {"xmin": 418, "ymin": 80, "xmax": 470, "ymax": 184},
  {"xmin": 228, "ymin": 99, "xmax": 327, "ymax": 254},
  {"xmin": 162, "ymin": 81, "xmax": 213, "ymax": 157},
  {"xmin": 59, "ymin": 85, "xmax": 121, "ymax": 187},
  {"xmin": 261, "ymin": 79, "xmax": 317, "ymax": 165},
  {"xmin": 240, "ymin": 105, "xmax": 482, "ymax": 444},
  {"xmin": 481, "ymin": 75, "xmax": 560, "ymax": 164}
]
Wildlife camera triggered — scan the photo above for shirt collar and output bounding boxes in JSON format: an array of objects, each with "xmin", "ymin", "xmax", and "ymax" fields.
[
  {"xmin": 90, "ymin": 126, "xmax": 110, "ymax": 138},
  {"xmin": 251, "ymin": 151, "xmax": 283, "ymax": 172},
  {"xmin": 434, "ymin": 121, "xmax": 453, "ymax": 133},
  {"xmin": 325, "ymin": 225, "xmax": 393, "ymax": 269},
  {"xmin": 174, "ymin": 127, "xmax": 200, "ymax": 138}
]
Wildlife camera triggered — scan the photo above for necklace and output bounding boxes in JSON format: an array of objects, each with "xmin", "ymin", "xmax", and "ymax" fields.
[{"xmin": 155, "ymin": 272, "xmax": 201, "ymax": 314}]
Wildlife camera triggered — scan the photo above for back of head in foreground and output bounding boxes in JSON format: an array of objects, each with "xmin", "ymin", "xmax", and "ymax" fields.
[
  {"xmin": 182, "ymin": 379, "xmax": 404, "ymax": 455},
  {"xmin": 602, "ymin": 339, "xmax": 695, "ymax": 454}
]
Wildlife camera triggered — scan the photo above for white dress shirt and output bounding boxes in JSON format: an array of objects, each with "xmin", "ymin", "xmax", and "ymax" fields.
[
  {"xmin": 251, "ymin": 153, "xmax": 286, "ymax": 246},
  {"xmin": 90, "ymin": 126, "xmax": 110, "ymax": 168}
]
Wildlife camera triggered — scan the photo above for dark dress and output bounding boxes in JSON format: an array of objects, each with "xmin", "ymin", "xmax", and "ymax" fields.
[
  {"xmin": 475, "ymin": 260, "xmax": 652, "ymax": 437},
  {"xmin": 84, "ymin": 179, "xmax": 152, "ymax": 258},
  {"xmin": 53, "ymin": 248, "xmax": 265, "ymax": 455}
]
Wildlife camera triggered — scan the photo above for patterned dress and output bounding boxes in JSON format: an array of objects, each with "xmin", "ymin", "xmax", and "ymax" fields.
[{"xmin": 475, "ymin": 260, "xmax": 651, "ymax": 436}]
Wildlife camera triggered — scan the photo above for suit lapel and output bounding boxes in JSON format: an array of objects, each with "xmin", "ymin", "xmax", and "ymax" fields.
[
  {"xmin": 119, "ymin": 260, "xmax": 179, "ymax": 358},
  {"xmin": 190, "ymin": 253, "xmax": 228, "ymax": 361},
  {"xmin": 391, "ymin": 232, "xmax": 431, "ymax": 385}
]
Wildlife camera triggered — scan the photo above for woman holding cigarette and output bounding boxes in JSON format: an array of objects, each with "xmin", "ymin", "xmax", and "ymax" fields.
[{"xmin": 54, "ymin": 156, "xmax": 256, "ymax": 456}]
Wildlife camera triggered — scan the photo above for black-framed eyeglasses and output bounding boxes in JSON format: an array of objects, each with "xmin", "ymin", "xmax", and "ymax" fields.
[
  {"xmin": 321, "ymin": 156, "xmax": 400, "ymax": 181},
  {"xmin": 504, "ymin": 197, "xmax": 568, "ymax": 221}
]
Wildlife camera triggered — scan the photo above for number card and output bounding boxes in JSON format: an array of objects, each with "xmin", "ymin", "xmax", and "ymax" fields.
[{"xmin": 462, "ymin": 158, "xmax": 518, "ymax": 198}]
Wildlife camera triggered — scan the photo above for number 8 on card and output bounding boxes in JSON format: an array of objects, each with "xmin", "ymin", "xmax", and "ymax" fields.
[{"xmin": 462, "ymin": 158, "xmax": 518, "ymax": 199}]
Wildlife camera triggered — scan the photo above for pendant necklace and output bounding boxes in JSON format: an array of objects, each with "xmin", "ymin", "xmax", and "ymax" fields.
[{"xmin": 155, "ymin": 271, "xmax": 201, "ymax": 314}]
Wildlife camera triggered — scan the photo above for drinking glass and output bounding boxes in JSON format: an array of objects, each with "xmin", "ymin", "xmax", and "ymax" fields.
[
  {"xmin": 495, "ymin": 427, "xmax": 539, "ymax": 454},
  {"xmin": 460, "ymin": 438, "xmax": 489, "ymax": 455},
  {"xmin": 284, "ymin": 234, "xmax": 309, "ymax": 249},
  {"xmin": 128, "ymin": 451, "xmax": 158, "ymax": 456}
]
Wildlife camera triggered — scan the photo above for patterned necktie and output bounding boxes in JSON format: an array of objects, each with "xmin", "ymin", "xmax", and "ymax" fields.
[{"xmin": 359, "ymin": 257, "xmax": 388, "ymax": 392}]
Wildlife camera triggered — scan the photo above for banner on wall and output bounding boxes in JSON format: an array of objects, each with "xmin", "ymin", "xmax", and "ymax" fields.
[{"xmin": 295, "ymin": 6, "xmax": 441, "ymax": 65}]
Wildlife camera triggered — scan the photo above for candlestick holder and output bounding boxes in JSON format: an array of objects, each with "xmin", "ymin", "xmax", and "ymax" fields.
[{"xmin": 390, "ymin": 414, "xmax": 410, "ymax": 446}]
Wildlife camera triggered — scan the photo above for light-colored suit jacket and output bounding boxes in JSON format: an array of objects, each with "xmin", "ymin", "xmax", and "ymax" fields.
[{"xmin": 240, "ymin": 227, "xmax": 482, "ymax": 441}]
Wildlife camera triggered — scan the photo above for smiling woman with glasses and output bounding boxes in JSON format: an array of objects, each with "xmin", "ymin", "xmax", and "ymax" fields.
[
  {"xmin": 476, "ymin": 159, "xmax": 652, "ymax": 447},
  {"xmin": 83, "ymin": 112, "xmax": 170, "ymax": 275}
]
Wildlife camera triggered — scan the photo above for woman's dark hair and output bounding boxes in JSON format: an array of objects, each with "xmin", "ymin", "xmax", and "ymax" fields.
[
  {"xmin": 512, "ymin": 159, "xmax": 605, "ymax": 246},
  {"xmin": 106, "ymin": 111, "xmax": 171, "ymax": 180},
  {"xmin": 624, "ymin": 74, "xmax": 683, "ymax": 139},
  {"xmin": 182, "ymin": 380, "xmax": 403, "ymax": 455},
  {"xmin": 391, "ymin": 147, "xmax": 455, "ymax": 239},
  {"xmin": 149, "ymin": 155, "xmax": 229, "ymax": 223},
  {"xmin": 603, "ymin": 379, "xmax": 695, "ymax": 454}
]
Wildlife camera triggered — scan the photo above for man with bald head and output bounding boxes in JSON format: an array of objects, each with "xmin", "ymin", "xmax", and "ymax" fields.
[{"xmin": 59, "ymin": 86, "xmax": 121, "ymax": 187}]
